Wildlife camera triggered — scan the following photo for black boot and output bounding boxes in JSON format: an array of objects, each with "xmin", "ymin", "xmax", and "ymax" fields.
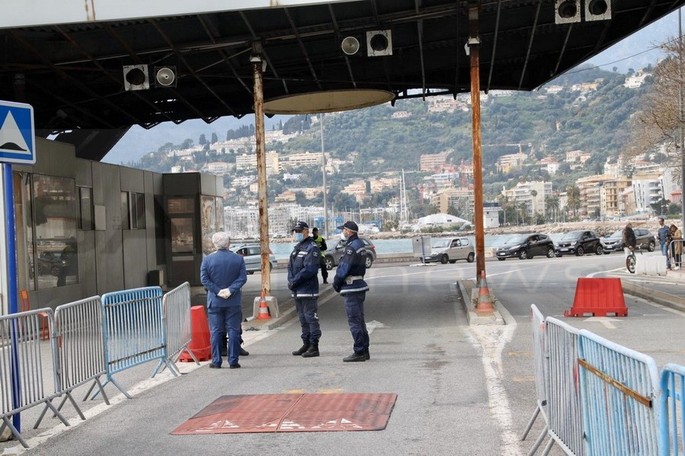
[
  {"xmin": 292, "ymin": 343, "xmax": 310, "ymax": 356},
  {"xmin": 363, "ymin": 349, "xmax": 370, "ymax": 360},
  {"xmin": 302, "ymin": 343, "xmax": 319, "ymax": 358},
  {"xmin": 343, "ymin": 352, "xmax": 366, "ymax": 362}
]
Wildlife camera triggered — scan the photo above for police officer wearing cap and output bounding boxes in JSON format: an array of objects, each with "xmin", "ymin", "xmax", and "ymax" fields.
[
  {"xmin": 333, "ymin": 220, "xmax": 370, "ymax": 362},
  {"xmin": 287, "ymin": 221, "xmax": 322, "ymax": 358}
]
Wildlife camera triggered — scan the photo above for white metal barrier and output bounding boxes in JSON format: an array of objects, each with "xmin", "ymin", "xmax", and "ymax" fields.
[
  {"xmin": 544, "ymin": 317, "xmax": 584, "ymax": 455},
  {"xmin": 578, "ymin": 329, "xmax": 660, "ymax": 455},
  {"xmin": 51, "ymin": 296, "xmax": 109, "ymax": 420},
  {"xmin": 521, "ymin": 304, "xmax": 549, "ymax": 455},
  {"xmin": 152, "ymin": 282, "xmax": 195, "ymax": 376},
  {"xmin": 0, "ymin": 309, "xmax": 69, "ymax": 448}
]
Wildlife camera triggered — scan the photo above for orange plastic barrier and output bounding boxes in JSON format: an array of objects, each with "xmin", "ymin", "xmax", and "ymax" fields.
[
  {"xmin": 179, "ymin": 305, "xmax": 212, "ymax": 362},
  {"xmin": 564, "ymin": 277, "xmax": 628, "ymax": 317}
]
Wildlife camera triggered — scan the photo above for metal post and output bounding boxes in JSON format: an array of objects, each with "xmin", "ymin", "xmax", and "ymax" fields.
[
  {"xmin": 678, "ymin": 8, "xmax": 685, "ymax": 230},
  {"xmin": 468, "ymin": 2, "xmax": 486, "ymax": 281},
  {"xmin": 4, "ymin": 164, "xmax": 21, "ymax": 431},
  {"xmin": 320, "ymin": 113, "xmax": 329, "ymax": 237},
  {"xmin": 251, "ymin": 44, "xmax": 271, "ymax": 297}
]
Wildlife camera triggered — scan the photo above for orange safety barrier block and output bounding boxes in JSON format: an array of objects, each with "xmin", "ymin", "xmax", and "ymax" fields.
[
  {"xmin": 564, "ymin": 277, "xmax": 628, "ymax": 317},
  {"xmin": 179, "ymin": 305, "xmax": 212, "ymax": 362}
]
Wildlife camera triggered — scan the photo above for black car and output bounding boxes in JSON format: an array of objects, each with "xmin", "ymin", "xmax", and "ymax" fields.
[
  {"xmin": 601, "ymin": 228, "xmax": 656, "ymax": 254},
  {"xmin": 495, "ymin": 233, "xmax": 556, "ymax": 261},
  {"xmin": 555, "ymin": 230, "xmax": 603, "ymax": 256}
]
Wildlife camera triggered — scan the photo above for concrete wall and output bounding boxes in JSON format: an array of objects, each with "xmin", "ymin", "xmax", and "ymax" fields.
[{"xmin": 12, "ymin": 138, "xmax": 165, "ymax": 310}]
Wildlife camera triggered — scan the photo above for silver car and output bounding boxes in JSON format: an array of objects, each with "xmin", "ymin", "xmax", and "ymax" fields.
[
  {"xmin": 230, "ymin": 243, "xmax": 276, "ymax": 274},
  {"xmin": 422, "ymin": 237, "xmax": 475, "ymax": 264}
]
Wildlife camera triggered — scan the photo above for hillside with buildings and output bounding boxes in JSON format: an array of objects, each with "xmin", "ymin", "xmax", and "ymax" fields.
[{"xmin": 128, "ymin": 65, "xmax": 673, "ymax": 237}]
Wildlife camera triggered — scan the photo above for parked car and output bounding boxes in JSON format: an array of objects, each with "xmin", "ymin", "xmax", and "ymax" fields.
[
  {"xmin": 555, "ymin": 230, "xmax": 603, "ymax": 256},
  {"xmin": 324, "ymin": 237, "xmax": 377, "ymax": 270},
  {"xmin": 601, "ymin": 228, "xmax": 656, "ymax": 253},
  {"xmin": 230, "ymin": 243, "xmax": 276, "ymax": 274},
  {"xmin": 422, "ymin": 237, "xmax": 475, "ymax": 264},
  {"xmin": 495, "ymin": 233, "xmax": 556, "ymax": 260}
]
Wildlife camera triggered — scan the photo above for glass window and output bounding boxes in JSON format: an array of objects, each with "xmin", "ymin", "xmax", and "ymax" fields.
[
  {"xmin": 121, "ymin": 191, "xmax": 130, "ymax": 230},
  {"xmin": 78, "ymin": 186, "xmax": 93, "ymax": 230},
  {"xmin": 134, "ymin": 193, "xmax": 146, "ymax": 229},
  {"xmin": 31, "ymin": 175, "xmax": 78, "ymax": 289},
  {"xmin": 170, "ymin": 217, "xmax": 193, "ymax": 253},
  {"xmin": 168, "ymin": 197, "xmax": 194, "ymax": 215}
]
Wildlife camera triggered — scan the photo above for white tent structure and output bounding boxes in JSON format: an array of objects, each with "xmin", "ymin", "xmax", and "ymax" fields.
[{"xmin": 412, "ymin": 213, "xmax": 471, "ymax": 231}]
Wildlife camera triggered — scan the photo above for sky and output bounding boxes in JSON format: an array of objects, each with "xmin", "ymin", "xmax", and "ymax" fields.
[{"xmin": 103, "ymin": 9, "xmax": 683, "ymax": 165}]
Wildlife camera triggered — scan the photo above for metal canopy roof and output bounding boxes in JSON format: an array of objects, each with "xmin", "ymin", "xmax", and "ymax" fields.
[{"xmin": 0, "ymin": 0, "xmax": 682, "ymax": 160}]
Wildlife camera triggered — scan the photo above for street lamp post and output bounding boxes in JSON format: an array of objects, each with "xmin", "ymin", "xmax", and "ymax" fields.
[{"xmin": 320, "ymin": 113, "xmax": 329, "ymax": 237}]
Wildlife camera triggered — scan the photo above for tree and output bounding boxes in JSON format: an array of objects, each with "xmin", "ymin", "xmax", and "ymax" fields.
[
  {"xmin": 199, "ymin": 134, "xmax": 207, "ymax": 145},
  {"xmin": 629, "ymin": 38, "xmax": 683, "ymax": 173},
  {"xmin": 545, "ymin": 195, "xmax": 560, "ymax": 222},
  {"xmin": 567, "ymin": 185, "xmax": 581, "ymax": 219}
]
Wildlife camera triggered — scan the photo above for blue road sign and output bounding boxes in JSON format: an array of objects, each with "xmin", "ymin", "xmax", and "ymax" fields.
[{"xmin": 0, "ymin": 101, "xmax": 35, "ymax": 164}]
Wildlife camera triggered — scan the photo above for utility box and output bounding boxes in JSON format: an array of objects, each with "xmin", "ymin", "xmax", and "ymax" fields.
[{"xmin": 412, "ymin": 236, "xmax": 432, "ymax": 260}]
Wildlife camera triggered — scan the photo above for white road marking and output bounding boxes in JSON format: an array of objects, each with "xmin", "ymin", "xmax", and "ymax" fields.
[
  {"xmin": 467, "ymin": 321, "xmax": 522, "ymax": 456},
  {"xmin": 584, "ymin": 316, "xmax": 620, "ymax": 329}
]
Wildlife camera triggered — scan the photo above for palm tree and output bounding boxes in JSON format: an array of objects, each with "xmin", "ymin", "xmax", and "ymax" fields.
[
  {"xmin": 567, "ymin": 185, "xmax": 581, "ymax": 220},
  {"xmin": 545, "ymin": 195, "xmax": 560, "ymax": 222}
]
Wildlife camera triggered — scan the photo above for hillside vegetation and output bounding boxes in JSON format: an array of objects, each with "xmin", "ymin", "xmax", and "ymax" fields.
[{"xmin": 134, "ymin": 65, "xmax": 651, "ymax": 203}]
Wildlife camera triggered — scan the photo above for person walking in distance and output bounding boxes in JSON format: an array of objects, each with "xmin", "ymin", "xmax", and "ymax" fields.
[
  {"xmin": 311, "ymin": 227, "xmax": 329, "ymax": 284},
  {"xmin": 200, "ymin": 232, "xmax": 247, "ymax": 369},
  {"xmin": 670, "ymin": 224, "xmax": 682, "ymax": 270},
  {"xmin": 288, "ymin": 221, "xmax": 322, "ymax": 358},
  {"xmin": 332, "ymin": 221, "xmax": 370, "ymax": 363},
  {"xmin": 657, "ymin": 217, "xmax": 672, "ymax": 269}
]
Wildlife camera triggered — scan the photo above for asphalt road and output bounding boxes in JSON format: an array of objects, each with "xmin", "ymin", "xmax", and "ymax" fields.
[{"xmin": 4, "ymin": 253, "xmax": 685, "ymax": 455}]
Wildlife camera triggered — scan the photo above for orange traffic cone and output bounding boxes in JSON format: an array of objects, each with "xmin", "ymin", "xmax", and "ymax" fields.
[
  {"xmin": 476, "ymin": 271, "xmax": 495, "ymax": 314},
  {"xmin": 180, "ymin": 305, "xmax": 212, "ymax": 362},
  {"xmin": 256, "ymin": 295, "xmax": 271, "ymax": 320}
]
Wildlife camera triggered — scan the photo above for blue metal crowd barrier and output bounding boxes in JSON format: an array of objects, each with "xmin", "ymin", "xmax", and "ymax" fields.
[
  {"xmin": 658, "ymin": 363, "xmax": 685, "ymax": 455},
  {"xmin": 101, "ymin": 286, "xmax": 177, "ymax": 399},
  {"xmin": 0, "ymin": 309, "xmax": 69, "ymax": 448},
  {"xmin": 577, "ymin": 330, "xmax": 660, "ymax": 455}
]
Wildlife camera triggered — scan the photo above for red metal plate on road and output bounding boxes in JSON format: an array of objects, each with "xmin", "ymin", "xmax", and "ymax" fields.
[{"xmin": 171, "ymin": 393, "xmax": 397, "ymax": 435}]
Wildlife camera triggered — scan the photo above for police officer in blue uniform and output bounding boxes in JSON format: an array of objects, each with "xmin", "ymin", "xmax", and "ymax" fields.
[
  {"xmin": 333, "ymin": 221, "xmax": 370, "ymax": 362},
  {"xmin": 288, "ymin": 221, "xmax": 322, "ymax": 358}
]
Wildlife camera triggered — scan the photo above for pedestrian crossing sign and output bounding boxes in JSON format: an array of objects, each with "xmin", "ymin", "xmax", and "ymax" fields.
[{"xmin": 0, "ymin": 101, "xmax": 35, "ymax": 164}]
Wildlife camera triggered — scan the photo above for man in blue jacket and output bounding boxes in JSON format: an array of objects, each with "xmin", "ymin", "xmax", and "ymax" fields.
[
  {"xmin": 200, "ymin": 232, "xmax": 248, "ymax": 369},
  {"xmin": 288, "ymin": 221, "xmax": 322, "ymax": 358},
  {"xmin": 333, "ymin": 221, "xmax": 370, "ymax": 362}
]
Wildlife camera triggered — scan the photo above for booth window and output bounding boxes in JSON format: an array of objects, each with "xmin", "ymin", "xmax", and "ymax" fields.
[
  {"xmin": 78, "ymin": 186, "xmax": 93, "ymax": 230},
  {"xmin": 30, "ymin": 175, "xmax": 78, "ymax": 289},
  {"xmin": 121, "ymin": 191, "xmax": 146, "ymax": 230}
]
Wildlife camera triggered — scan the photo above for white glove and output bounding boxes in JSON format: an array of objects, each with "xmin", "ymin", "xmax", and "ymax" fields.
[{"xmin": 218, "ymin": 288, "xmax": 231, "ymax": 299}]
